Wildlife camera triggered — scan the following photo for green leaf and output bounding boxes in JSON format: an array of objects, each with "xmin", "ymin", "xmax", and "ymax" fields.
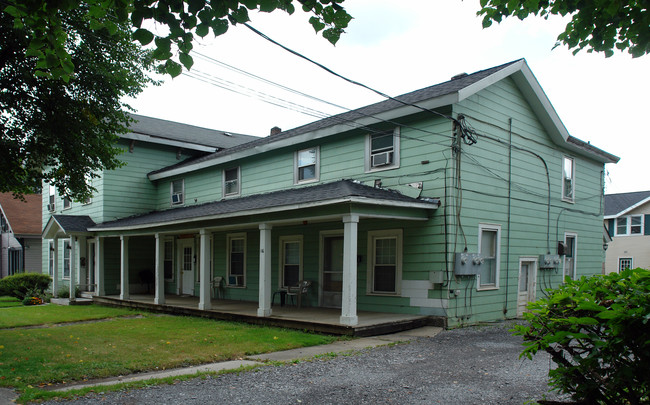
[
  {"xmin": 133, "ymin": 28, "xmax": 155, "ymax": 45},
  {"xmin": 61, "ymin": 59, "xmax": 75, "ymax": 74},
  {"xmin": 322, "ymin": 27, "xmax": 341, "ymax": 45},
  {"xmin": 230, "ymin": 6, "xmax": 250, "ymax": 24},
  {"xmin": 259, "ymin": 0, "xmax": 278, "ymax": 12},
  {"xmin": 179, "ymin": 53, "xmax": 194, "ymax": 70},
  {"xmin": 210, "ymin": 19, "xmax": 229, "ymax": 36},
  {"xmin": 89, "ymin": 19, "xmax": 104, "ymax": 31},
  {"xmin": 165, "ymin": 60, "xmax": 183, "ymax": 77},
  {"xmin": 105, "ymin": 21, "xmax": 118, "ymax": 35},
  {"xmin": 195, "ymin": 23, "xmax": 210, "ymax": 37},
  {"xmin": 187, "ymin": 0, "xmax": 206, "ymax": 15},
  {"xmin": 309, "ymin": 16, "xmax": 325, "ymax": 33}
]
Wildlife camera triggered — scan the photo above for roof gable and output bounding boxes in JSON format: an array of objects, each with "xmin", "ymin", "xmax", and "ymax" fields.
[
  {"xmin": 604, "ymin": 191, "xmax": 650, "ymax": 218},
  {"xmin": 148, "ymin": 59, "xmax": 617, "ymax": 181},
  {"xmin": 0, "ymin": 193, "xmax": 42, "ymax": 235}
]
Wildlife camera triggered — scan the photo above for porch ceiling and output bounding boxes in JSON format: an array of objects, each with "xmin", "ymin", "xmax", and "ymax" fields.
[{"xmin": 90, "ymin": 180, "xmax": 440, "ymax": 234}]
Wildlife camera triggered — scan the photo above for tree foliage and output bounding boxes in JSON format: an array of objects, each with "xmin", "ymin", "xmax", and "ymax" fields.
[
  {"xmin": 479, "ymin": 0, "xmax": 650, "ymax": 57},
  {"xmin": 512, "ymin": 269, "xmax": 650, "ymax": 404},
  {"xmin": 4, "ymin": 0, "xmax": 352, "ymax": 80},
  {"xmin": 0, "ymin": 8, "xmax": 155, "ymax": 200}
]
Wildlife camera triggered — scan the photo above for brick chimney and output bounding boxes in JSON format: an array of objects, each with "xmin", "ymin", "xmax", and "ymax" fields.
[{"xmin": 270, "ymin": 126, "xmax": 281, "ymax": 136}]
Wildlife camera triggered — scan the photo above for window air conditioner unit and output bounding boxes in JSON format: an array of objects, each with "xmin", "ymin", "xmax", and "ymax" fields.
[
  {"xmin": 372, "ymin": 151, "xmax": 392, "ymax": 167},
  {"xmin": 171, "ymin": 192, "xmax": 183, "ymax": 204},
  {"xmin": 47, "ymin": 203, "xmax": 55, "ymax": 212}
]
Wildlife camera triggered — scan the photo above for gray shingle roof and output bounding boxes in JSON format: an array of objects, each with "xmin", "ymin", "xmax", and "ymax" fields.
[
  {"xmin": 127, "ymin": 114, "xmax": 258, "ymax": 150},
  {"xmin": 604, "ymin": 191, "xmax": 650, "ymax": 217},
  {"xmin": 91, "ymin": 180, "xmax": 439, "ymax": 231},
  {"xmin": 52, "ymin": 215, "xmax": 96, "ymax": 233},
  {"xmin": 148, "ymin": 60, "xmax": 523, "ymax": 176}
]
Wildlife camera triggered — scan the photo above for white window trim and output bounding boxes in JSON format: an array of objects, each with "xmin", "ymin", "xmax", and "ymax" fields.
[
  {"xmin": 563, "ymin": 232, "xmax": 578, "ymax": 281},
  {"xmin": 279, "ymin": 235, "xmax": 303, "ymax": 289},
  {"xmin": 170, "ymin": 179, "xmax": 185, "ymax": 206},
  {"xmin": 615, "ymin": 215, "xmax": 644, "ymax": 236},
  {"xmin": 364, "ymin": 127, "xmax": 400, "ymax": 173},
  {"xmin": 562, "ymin": 155, "xmax": 575, "ymax": 203},
  {"xmin": 618, "ymin": 257, "xmax": 633, "ymax": 272},
  {"xmin": 477, "ymin": 223, "xmax": 501, "ymax": 290},
  {"xmin": 366, "ymin": 229, "xmax": 403, "ymax": 296},
  {"xmin": 223, "ymin": 167, "xmax": 241, "ymax": 197},
  {"xmin": 226, "ymin": 233, "xmax": 247, "ymax": 288},
  {"xmin": 62, "ymin": 240, "xmax": 71, "ymax": 280},
  {"xmin": 294, "ymin": 147, "xmax": 320, "ymax": 184}
]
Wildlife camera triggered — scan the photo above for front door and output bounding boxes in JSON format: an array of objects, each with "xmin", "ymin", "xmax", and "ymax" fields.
[
  {"xmin": 517, "ymin": 259, "xmax": 537, "ymax": 317},
  {"xmin": 179, "ymin": 239, "xmax": 195, "ymax": 295},
  {"xmin": 87, "ymin": 241, "xmax": 96, "ymax": 293},
  {"xmin": 321, "ymin": 235, "xmax": 344, "ymax": 308}
]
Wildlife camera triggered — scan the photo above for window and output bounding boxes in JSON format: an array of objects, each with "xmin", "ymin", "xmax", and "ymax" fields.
[
  {"xmin": 48, "ymin": 241, "xmax": 54, "ymax": 276},
  {"xmin": 616, "ymin": 215, "xmax": 643, "ymax": 235},
  {"xmin": 171, "ymin": 179, "xmax": 184, "ymax": 205},
  {"xmin": 478, "ymin": 224, "xmax": 501, "ymax": 289},
  {"xmin": 367, "ymin": 229, "xmax": 402, "ymax": 295},
  {"xmin": 295, "ymin": 147, "xmax": 319, "ymax": 183},
  {"xmin": 8, "ymin": 248, "xmax": 21, "ymax": 275},
  {"xmin": 227, "ymin": 234, "xmax": 246, "ymax": 287},
  {"xmin": 280, "ymin": 236, "xmax": 302, "ymax": 288},
  {"xmin": 0, "ymin": 212, "xmax": 8, "ymax": 232},
  {"xmin": 223, "ymin": 167, "xmax": 240, "ymax": 197},
  {"xmin": 164, "ymin": 240, "xmax": 174, "ymax": 281},
  {"xmin": 48, "ymin": 184, "xmax": 56, "ymax": 212},
  {"xmin": 563, "ymin": 233, "xmax": 577, "ymax": 280},
  {"xmin": 83, "ymin": 173, "xmax": 93, "ymax": 205},
  {"xmin": 619, "ymin": 258, "xmax": 633, "ymax": 272},
  {"xmin": 562, "ymin": 156, "xmax": 574, "ymax": 201},
  {"xmin": 63, "ymin": 197, "xmax": 71, "ymax": 209},
  {"xmin": 365, "ymin": 128, "xmax": 400, "ymax": 172},
  {"xmin": 63, "ymin": 240, "xmax": 71, "ymax": 279}
]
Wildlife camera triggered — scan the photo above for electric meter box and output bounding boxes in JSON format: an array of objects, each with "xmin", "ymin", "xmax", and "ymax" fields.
[
  {"xmin": 454, "ymin": 252, "xmax": 484, "ymax": 276},
  {"xmin": 539, "ymin": 254, "xmax": 561, "ymax": 269}
]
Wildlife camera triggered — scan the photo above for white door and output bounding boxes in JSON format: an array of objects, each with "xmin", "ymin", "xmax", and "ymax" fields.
[
  {"xmin": 179, "ymin": 239, "xmax": 195, "ymax": 295},
  {"xmin": 321, "ymin": 235, "xmax": 344, "ymax": 308},
  {"xmin": 517, "ymin": 260, "xmax": 537, "ymax": 317}
]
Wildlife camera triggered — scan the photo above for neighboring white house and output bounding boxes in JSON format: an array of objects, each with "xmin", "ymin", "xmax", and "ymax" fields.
[{"xmin": 604, "ymin": 191, "xmax": 650, "ymax": 273}]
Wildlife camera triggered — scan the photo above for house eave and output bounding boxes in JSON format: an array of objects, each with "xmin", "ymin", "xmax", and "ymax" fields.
[{"xmin": 120, "ymin": 132, "xmax": 218, "ymax": 153}]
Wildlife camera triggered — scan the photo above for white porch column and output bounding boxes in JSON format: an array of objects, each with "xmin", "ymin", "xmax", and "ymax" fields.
[
  {"xmin": 69, "ymin": 236, "xmax": 76, "ymax": 302},
  {"xmin": 154, "ymin": 233, "xmax": 166, "ymax": 305},
  {"xmin": 120, "ymin": 235, "xmax": 130, "ymax": 300},
  {"xmin": 257, "ymin": 224, "xmax": 273, "ymax": 317},
  {"xmin": 198, "ymin": 229, "xmax": 212, "ymax": 310},
  {"xmin": 341, "ymin": 215, "xmax": 359, "ymax": 326},
  {"xmin": 52, "ymin": 238, "xmax": 59, "ymax": 297},
  {"xmin": 95, "ymin": 236, "xmax": 105, "ymax": 296}
]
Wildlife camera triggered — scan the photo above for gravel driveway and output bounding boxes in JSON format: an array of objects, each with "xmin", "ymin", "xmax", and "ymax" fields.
[{"xmin": 43, "ymin": 322, "xmax": 569, "ymax": 405}]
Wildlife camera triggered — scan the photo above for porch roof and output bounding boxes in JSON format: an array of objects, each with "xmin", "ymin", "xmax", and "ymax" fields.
[
  {"xmin": 42, "ymin": 215, "xmax": 96, "ymax": 239},
  {"xmin": 90, "ymin": 180, "xmax": 440, "ymax": 232}
]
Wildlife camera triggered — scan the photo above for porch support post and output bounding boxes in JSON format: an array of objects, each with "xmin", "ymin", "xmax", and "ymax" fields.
[
  {"xmin": 257, "ymin": 224, "xmax": 273, "ymax": 317},
  {"xmin": 340, "ymin": 214, "xmax": 359, "ymax": 326},
  {"xmin": 198, "ymin": 229, "xmax": 212, "ymax": 310},
  {"xmin": 120, "ymin": 235, "xmax": 130, "ymax": 300},
  {"xmin": 95, "ymin": 236, "xmax": 105, "ymax": 296},
  {"xmin": 154, "ymin": 233, "xmax": 166, "ymax": 305},
  {"xmin": 69, "ymin": 236, "xmax": 76, "ymax": 302},
  {"xmin": 52, "ymin": 238, "xmax": 59, "ymax": 297}
]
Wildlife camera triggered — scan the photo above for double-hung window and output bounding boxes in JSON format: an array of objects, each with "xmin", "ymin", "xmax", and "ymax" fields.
[
  {"xmin": 478, "ymin": 224, "xmax": 501, "ymax": 289},
  {"xmin": 63, "ymin": 240, "xmax": 71, "ymax": 279},
  {"xmin": 63, "ymin": 197, "xmax": 72, "ymax": 209},
  {"xmin": 227, "ymin": 233, "xmax": 246, "ymax": 287},
  {"xmin": 562, "ymin": 156, "xmax": 575, "ymax": 202},
  {"xmin": 295, "ymin": 147, "xmax": 319, "ymax": 183},
  {"xmin": 367, "ymin": 229, "xmax": 402, "ymax": 295},
  {"xmin": 48, "ymin": 184, "xmax": 56, "ymax": 212},
  {"xmin": 164, "ymin": 240, "xmax": 174, "ymax": 281},
  {"xmin": 171, "ymin": 179, "xmax": 184, "ymax": 205},
  {"xmin": 365, "ymin": 128, "xmax": 400, "ymax": 172},
  {"xmin": 616, "ymin": 215, "xmax": 643, "ymax": 235},
  {"xmin": 223, "ymin": 167, "xmax": 240, "ymax": 197},
  {"xmin": 48, "ymin": 241, "xmax": 54, "ymax": 276}
]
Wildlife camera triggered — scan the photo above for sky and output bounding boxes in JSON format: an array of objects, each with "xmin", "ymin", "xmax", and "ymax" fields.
[{"xmin": 127, "ymin": 0, "xmax": 650, "ymax": 195}]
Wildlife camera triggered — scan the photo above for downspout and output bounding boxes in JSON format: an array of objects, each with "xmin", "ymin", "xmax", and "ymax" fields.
[{"xmin": 503, "ymin": 118, "xmax": 512, "ymax": 315}]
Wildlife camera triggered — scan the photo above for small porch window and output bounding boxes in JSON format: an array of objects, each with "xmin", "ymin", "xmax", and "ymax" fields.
[
  {"xmin": 280, "ymin": 237, "xmax": 302, "ymax": 288},
  {"xmin": 164, "ymin": 240, "xmax": 174, "ymax": 281}
]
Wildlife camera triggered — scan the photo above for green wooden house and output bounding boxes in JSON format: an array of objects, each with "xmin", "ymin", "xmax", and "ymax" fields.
[{"xmin": 42, "ymin": 59, "xmax": 618, "ymax": 328}]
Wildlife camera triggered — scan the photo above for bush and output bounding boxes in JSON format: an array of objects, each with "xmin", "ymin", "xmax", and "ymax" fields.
[
  {"xmin": 0, "ymin": 273, "xmax": 51, "ymax": 300},
  {"xmin": 57, "ymin": 286, "xmax": 81, "ymax": 298},
  {"xmin": 512, "ymin": 268, "xmax": 650, "ymax": 405}
]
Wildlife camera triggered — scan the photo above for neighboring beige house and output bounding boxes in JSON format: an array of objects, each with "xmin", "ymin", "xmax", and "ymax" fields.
[
  {"xmin": 0, "ymin": 193, "xmax": 43, "ymax": 277},
  {"xmin": 604, "ymin": 191, "xmax": 650, "ymax": 274}
]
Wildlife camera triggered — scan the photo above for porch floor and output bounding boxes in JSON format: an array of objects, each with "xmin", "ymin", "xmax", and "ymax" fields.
[{"xmin": 93, "ymin": 294, "xmax": 445, "ymax": 336}]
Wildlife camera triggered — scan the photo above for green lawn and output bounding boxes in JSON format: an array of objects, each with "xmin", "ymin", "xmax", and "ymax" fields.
[
  {"xmin": 0, "ymin": 296, "xmax": 21, "ymax": 308},
  {"xmin": 0, "ymin": 304, "xmax": 338, "ymax": 402}
]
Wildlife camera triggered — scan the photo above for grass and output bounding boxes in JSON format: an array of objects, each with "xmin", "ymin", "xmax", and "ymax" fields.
[
  {"xmin": 0, "ymin": 304, "xmax": 339, "ymax": 402},
  {"xmin": 0, "ymin": 296, "xmax": 21, "ymax": 308}
]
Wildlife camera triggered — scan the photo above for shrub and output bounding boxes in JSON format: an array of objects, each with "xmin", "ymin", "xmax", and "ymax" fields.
[
  {"xmin": 57, "ymin": 286, "xmax": 81, "ymax": 298},
  {"xmin": 512, "ymin": 268, "xmax": 650, "ymax": 405},
  {"xmin": 0, "ymin": 273, "xmax": 51, "ymax": 300}
]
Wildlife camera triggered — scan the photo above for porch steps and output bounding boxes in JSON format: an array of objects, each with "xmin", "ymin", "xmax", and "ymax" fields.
[{"xmin": 92, "ymin": 296, "xmax": 446, "ymax": 337}]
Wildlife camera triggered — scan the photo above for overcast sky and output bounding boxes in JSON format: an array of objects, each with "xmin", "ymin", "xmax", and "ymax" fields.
[{"xmin": 127, "ymin": 0, "xmax": 650, "ymax": 195}]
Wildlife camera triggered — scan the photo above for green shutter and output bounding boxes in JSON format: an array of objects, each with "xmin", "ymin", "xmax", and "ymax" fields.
[
  {"xmin": 608, "ymin": 219, "xmax": 615, "ymax": 237},
  {"xmin": 645, "ymin": 215, "xmax": 650, "ymax": 235}
]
